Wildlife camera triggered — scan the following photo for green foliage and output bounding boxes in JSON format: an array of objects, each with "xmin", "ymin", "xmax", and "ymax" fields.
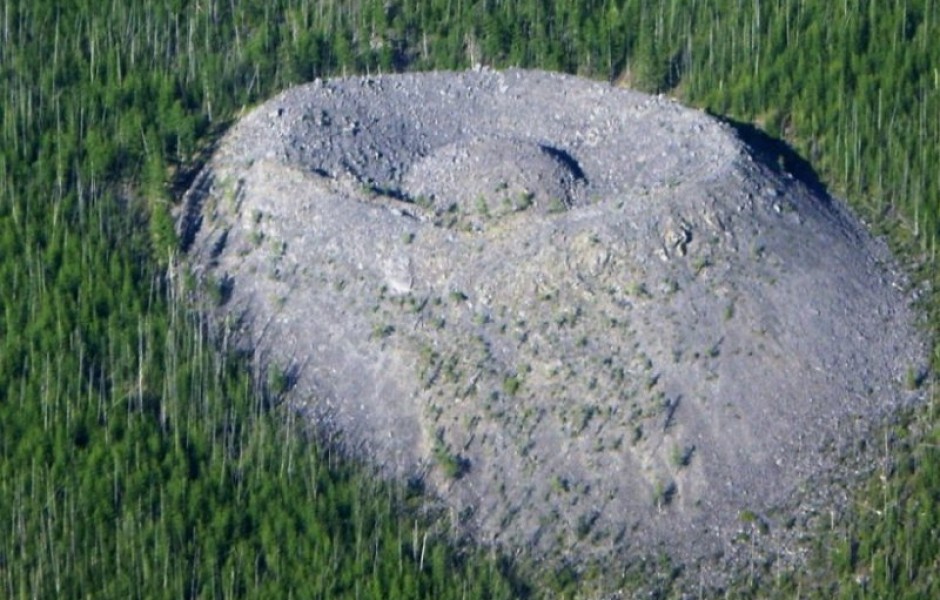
[
  {"xmin": 267, "ymin": 365, "xmax": 292, "ymax": 397},
  {"xmin": 148, "ymin": 200, "xmax": 178, "ymax": 266},
  {"xmin": 0, "ymin": 1, "xmax": 529, "ymax": 598},
  {"xmin": 671, "ymin": 444, "xmax": 695, "ymax": 469},
  {"xmin": 502, "ymin": 375, "xmax": 522, "ymax": 397},
  {"xmin": 433, "ymin": 438, "xmax": 469, "ymax": 480},
  {"xmin": 547, "ymin": 197, "xmax": 567, "ymax": 214},
  {"xmin": 2, "ymin": 0, "xmax": 940, "ymax": 597}
]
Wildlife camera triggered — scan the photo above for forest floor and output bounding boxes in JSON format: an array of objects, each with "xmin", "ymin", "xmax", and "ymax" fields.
[{"xmin": 182, "ymin": 69, "xmax": 927, "ymax": 593}]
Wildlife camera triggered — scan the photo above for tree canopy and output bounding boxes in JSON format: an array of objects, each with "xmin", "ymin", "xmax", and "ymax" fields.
[{"xmin": 1, "ymin": 1, "xmax": 938, "ymax": 597}]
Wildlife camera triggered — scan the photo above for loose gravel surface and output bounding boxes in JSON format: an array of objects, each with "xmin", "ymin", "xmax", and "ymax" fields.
[{"xmin": 182, "ymin": 69, "xmax": 927, "ymax": 592}]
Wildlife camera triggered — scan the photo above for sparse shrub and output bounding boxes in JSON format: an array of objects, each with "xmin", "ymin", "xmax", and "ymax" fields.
[
  {"xmin": 547, "ymin": 197, "xmax": 566, "ymax": 213},
  {"xmin": 576, "ymin": 511, "xmax": 599, "ymax": 540},
  {"xmin": 371, "ymin": 323, "xmax": 395, "ymax": 339},
  {"xmin": 627, "ymin": 281, "xmax": 649, "ymax": 298},
  {"xmin": 502, "ymin": 375, "xmax": 521, "ymax": 396},
  {"xmin": 739, "ymin": 510, "xmax": 769, "ymax": 534},
  {"xmin": 751, "ymin": 242, "xmax": 765, "ymax": 259},
  {"xmin": 692, "ymin": 255, "xmax": 710, "ymax": 274},
  {"xmin": 671, "ymin": 444, "xmax": 696, "ymax": 468},
  {"xmin": 206, "ymin": 274, "xmax": 236, "ymax": 306},
  {"xmin": 433, "ymin": 438, "xmax": 469, "ymax": 479},
  {"xmin": 551, "ymin": 475, "xmax": 570, "ymax": 494},
  {"xmin": 443, "ymin": 354, "xmax": 462, "ymax": 383},
  {"xmin": 515, "ymin": 191, "xmax": 534, "ymax": 211},
  {"xmin": 724, "ymin": 302, "xmax": 735, "ymax": 320},
  {"xmin": 905, "ymin": 366, "xmax": 924, "ymax": 390},
  {"xmin": 576, "ymin": 405, "xmax": 596, "ymax": 433},
  {"xmin": 662, "ymin": 278, "xmax": 679, "ymax": 295},
  {"xmin": 438, "ymin": 452, "xmax": 462, "ymax": 478},
  {"xmin": 476, "ymin": 195, "xmax": 489, "ymax": 217},
  {"xmin": 632, "ymin": 425, "xmax": 643, "ymax": 444},
  {"xmin": 652, "ymin": 479, "xmax": 677, "ymax": 509},
  {"xmin": 409, "ymin": 296, "xmax": 428, "ymax": 313}
]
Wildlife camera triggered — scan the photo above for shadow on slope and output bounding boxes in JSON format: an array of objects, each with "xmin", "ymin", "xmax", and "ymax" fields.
[{"xmin": 717, "ymin": 115, "xmax": 831, "ymax": 202}]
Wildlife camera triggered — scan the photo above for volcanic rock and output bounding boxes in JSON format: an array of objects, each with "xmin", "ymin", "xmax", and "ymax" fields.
[{"xmin": 181, "ymin": 69, "xmax": 925, "ymax": 587}]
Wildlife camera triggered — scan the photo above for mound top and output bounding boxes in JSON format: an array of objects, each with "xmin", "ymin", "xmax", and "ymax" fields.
[{"xmin": 183, "ymin": 69, "xmax": 926, "ymax": 588}]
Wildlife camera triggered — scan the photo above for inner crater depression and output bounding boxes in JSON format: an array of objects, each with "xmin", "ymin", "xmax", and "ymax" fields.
[{"xmin": 182, "ymin": 69, "xmax": 926, "ymax": 582}]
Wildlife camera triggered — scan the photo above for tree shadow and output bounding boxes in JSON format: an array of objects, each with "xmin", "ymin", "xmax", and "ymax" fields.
[{"xmin": 175, "ymin": 121, "xmax": 232, "ymax": 253}]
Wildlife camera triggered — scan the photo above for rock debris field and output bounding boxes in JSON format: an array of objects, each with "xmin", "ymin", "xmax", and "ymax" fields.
[{"xmin": 182, "ymin": 69, "xmax": 926, "ymax": 586}]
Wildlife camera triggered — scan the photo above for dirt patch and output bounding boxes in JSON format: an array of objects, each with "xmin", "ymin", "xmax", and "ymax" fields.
[{"xmin": 182, "ymin": 69, "xmax": 927, "ymax": 591}]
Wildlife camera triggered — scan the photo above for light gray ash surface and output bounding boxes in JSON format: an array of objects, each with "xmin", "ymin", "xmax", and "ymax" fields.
[{"xmin": 182, "ymin": 69, "xmax": 926, "ymax": 591}]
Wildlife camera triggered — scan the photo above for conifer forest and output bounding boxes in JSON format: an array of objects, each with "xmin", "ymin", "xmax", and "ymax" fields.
[{"xmin": 1, "ymin": 0, "xmax": 939, "ymax": 597}]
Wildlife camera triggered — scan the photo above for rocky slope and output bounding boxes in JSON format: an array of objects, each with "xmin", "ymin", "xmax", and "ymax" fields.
[{"xmin": 181, "ymin": 69, "xmax": 926, "ymax": 588}]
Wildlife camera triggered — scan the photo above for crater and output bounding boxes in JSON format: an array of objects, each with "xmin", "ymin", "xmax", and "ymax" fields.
[{"xmin": 182, "ymin": 69, "xmax": 926, "ymax": 591}]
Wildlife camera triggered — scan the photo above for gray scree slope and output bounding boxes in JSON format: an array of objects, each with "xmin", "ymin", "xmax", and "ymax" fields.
[{"xmin": 183, "ymin": 69, "xmax": 925, "ymax": 574}]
